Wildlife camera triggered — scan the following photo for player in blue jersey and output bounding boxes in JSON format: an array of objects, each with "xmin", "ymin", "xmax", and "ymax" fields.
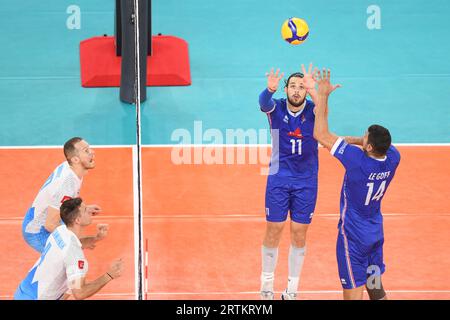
[
  {"xmin": 259, "ymin": 64, "xmax": 319, "ymax": 300},
  {"xmin": 313, "ymin": 69, "xmax": 400, "ymax": 300}
]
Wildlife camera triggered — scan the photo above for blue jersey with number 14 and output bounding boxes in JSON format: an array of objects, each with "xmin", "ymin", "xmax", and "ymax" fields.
[{"xmin": 331, "ymin": 138, "xmax": 401, "ymax": 247}]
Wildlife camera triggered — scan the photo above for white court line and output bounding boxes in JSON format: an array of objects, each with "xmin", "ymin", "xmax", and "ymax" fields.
[
  {"xmin": 0, "ymin": 145, "xmax": 133, "ymax": 149},
  {"xmin": 1, "ymin": 213, "xmax": 450, "ymax": 221},
  {"xmin": 143, "ymin": 143, "xmax": 450, "ymax": 147},
  {"xmin": 0, "ymin": 143, "xmax": 449, "ymax": 150},
  {"xmin": 2, "ymin": 290, "xmax": 450, "ymax": 299}
]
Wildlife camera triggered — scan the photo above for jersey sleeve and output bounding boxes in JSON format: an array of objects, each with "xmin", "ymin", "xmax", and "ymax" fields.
[
  {"xmin": 330, "ymin": 137, "xmax": 363, "ymax": 170},
  {"xmin": 64, "ymin": 238, "xmax": 89, "ymax": 287},
  {"xmin": 388, "ymin": 145, "xmax": 401, "ymax": 165},
  {"xmin": 49, "ymin": 176, "xmax": 78, "ymax": 209},
  {"xmin": 259, "ymin": 88, "xmax": 277, "ymax": 113}
]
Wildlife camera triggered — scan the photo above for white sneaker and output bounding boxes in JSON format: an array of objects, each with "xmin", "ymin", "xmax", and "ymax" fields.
[
  {"xmin": 281, "ymin": 289, "xmax": 297, "ymax": 300},
  {"xmin": 260, "ymin": 291, "xmax": 274, "ymax": 300}
]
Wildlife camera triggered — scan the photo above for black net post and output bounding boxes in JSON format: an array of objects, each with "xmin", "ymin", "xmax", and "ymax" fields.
[{"xmin": 118, "ymin": 0, "xmax": 149, "ymax": 103}]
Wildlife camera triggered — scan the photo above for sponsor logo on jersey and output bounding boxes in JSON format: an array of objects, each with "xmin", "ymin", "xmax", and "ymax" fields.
[
  {"xmin": 338, "ymin": 141, "xmax": 348, "ymax": 155},
  {"xmin": 78, "ymin": 260, "xmax": 85, "ymax": 269},
  {"xmin": 288, "ymin": 127, "xmax": 303, "ymax": 139}
]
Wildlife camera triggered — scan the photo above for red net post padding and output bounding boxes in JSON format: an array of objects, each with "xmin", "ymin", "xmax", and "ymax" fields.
[{"xmin": 80, "ymin": 35, "xmax": 191, "ymax": 87}]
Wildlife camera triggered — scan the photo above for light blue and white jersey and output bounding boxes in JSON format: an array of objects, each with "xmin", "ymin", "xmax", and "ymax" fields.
[
  {"xmin": 24, "ymin": 161, "xmax": 82, "ymax": 234},
  {"xmin": 15, "ymin": 225, "xmax": 88, "ymax": 300}
]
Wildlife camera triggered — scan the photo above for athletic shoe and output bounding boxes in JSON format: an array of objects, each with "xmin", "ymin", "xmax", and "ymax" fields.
[{"xmin": 281, "ymin": 289, "xmax": 297, "ymax": 300}]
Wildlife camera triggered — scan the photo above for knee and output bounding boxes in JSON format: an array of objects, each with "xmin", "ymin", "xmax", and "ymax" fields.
[
  {"xmin": 291, "ymin": 230, "xmax": 307, "ymax": 247},
  {"xmin": 366, "ymin": 279, "xmax": 386, "ymax": 300},
  {"xmin": 264, "ymin": 224, "xmax": 284, "ymax": 246}
]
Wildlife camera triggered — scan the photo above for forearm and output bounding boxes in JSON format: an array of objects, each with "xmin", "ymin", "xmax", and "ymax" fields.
[
  {"xmin": 314, "ymin": 94, "xmax": 330, "ymax": 137},
  {"xmin": 44, "ymin": 221, "xmax": 59, "ymax": 233},
  {"xmin": 79, "ymin": 235, "xmax": 98, "ymax": 249},
  {"xmin": 259, "ymin": 88, "xmax": 276, "ymax": 112},
  {"xmin": 307, "ymin": 88, "xmax": 318, "ymax": 106},
  {"xmin": 314, "ymin": 94, "xmax": 338, "ymax": 150},
  {"xmin": 73, "ymin": 274, "xmax": 112, "ymax": 300},
  {"xmin": 344, "ymin": 136, "xmax": 364, "ymax": 146}
]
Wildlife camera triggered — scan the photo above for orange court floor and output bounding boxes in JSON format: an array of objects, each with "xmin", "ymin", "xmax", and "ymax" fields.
[{"xmin": 0, "ymin": 145, "xmax": 449, "ymax": 300}]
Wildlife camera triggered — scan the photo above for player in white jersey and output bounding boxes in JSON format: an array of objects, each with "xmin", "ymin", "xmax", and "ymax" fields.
[
  {"xmin": 15, "ymin": 198, "xmax": 124, "ymax": 300},
  {"xmin": 22, "ymin": 137, "xmax": 106, "ymax": 253}
]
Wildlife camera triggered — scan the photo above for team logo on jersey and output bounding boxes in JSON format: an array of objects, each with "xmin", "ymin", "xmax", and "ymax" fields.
[
  {"xmin": 338, "ymin": 141, "xmax": 348, "ymax": 155},
  {"xmin": 78, "ymin": 260, "xmax": 85, "ymax": 269},
  {"xmin": 61, "ymin": 196, "xmax": 73, "ymax": 204},
  {"xmin": 288, "ymin": 127, "xmax": 303, "ymax": 139},
  {"xmin": 283, "ymin": 115, "xmax": 289, "ymax": 123}
]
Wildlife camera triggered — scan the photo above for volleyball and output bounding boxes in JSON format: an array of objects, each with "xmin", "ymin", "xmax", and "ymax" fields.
[{"xmin": 281, "ymin": 17, "xmax": 309, "ymax": 45}]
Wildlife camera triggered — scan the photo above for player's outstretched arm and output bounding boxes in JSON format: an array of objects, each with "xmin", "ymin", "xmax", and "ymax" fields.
[
  {"xmin": 70, "ymin": 258, "xmax": 124, "ymax": 300},
  {"xmin": 259, "ymin": 68, "xmax": 284, "ymax": 113},
  {"xmin": 344, "ymin": 136, "xmax": 364, "ymax": 146},
  {"xmin": 313, "ymin": 69, "xmax": 341, "ymax": 151}
]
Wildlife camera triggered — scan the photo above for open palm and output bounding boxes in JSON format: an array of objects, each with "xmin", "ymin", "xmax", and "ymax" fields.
[
  {"xmin": 266, "ymin": 68, "xmax": 284, "ymax": 92},
  {"xmin": 316, "ymin": 69, "xmax": 341, "ymax": 96},
  {"xmin": 301, "ymin": 63, "xmax": 318, "ymax": 91}
]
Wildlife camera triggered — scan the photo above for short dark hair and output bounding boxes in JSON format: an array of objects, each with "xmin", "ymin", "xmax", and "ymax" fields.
[
  {"xmin": 60, "ymin": 197, "xmax": 83, "ymax": 227},
  {"xmin": 367, "ymin": 125, "xmax": 391, "ymax": 156},
  {"xmin": 64, "ymin": 137, "xmax": 83, "ymax": 164},
  {"xmin": 284, "ymin": 72, "xmax": 304, "ymax": 87}
]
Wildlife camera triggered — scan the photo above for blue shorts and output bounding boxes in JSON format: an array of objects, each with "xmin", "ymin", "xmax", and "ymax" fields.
[
  {"xmin": 264, "ymin": 175, "xmax": 318, "ymax": 224},
  {"xmin": 22, "ymin": 207, "xmax": 50, "ymax": 253},
  {"xmin": 336, "ymin": 231, "xmax": 385, "ymax": 289}
]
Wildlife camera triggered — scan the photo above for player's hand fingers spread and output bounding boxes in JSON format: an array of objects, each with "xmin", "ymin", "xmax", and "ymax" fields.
[
  {"xmin": 312, "ymin": 68, "xmax": 319, "ymax": 80},
  {"xmin": 97, "ymin": 223, "xmax": 109, "ymax": 229},
  {"xmin": 274, "ymin": 68, "xmax": 280, "ymax": 78}
]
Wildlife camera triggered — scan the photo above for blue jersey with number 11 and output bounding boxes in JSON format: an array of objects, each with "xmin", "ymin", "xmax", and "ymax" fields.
[
  {"xmin": 259, "ymin": 88, "xmax": 318, "ymax": 178},
  {"xmin": 331, "ymin": 138, "xmax": 401, "ymax": 246}
]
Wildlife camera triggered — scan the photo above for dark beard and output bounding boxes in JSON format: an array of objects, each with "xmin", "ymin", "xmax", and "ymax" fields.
[{"xmin": 287, "ymin": 96, "xmax": 305, "ymax": 108}]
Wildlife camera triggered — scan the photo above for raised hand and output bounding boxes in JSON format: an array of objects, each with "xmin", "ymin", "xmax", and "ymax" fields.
[
  {"xmin": 301, "ymin": 63, "xmax": 318, "ymax": 92},
  {"xmin": 107, "ymin": 258, "xmax": 124, "ymax": 279},
  {"xmin": 86, "ymin": 204, "xmax": 101, "ymax": 216},
  {"xmin": 266, "ymin": 68, "xmax": 284, "ymax": 93},
  {"xmin": 96, "ymin": 224, "xmax": 109, "ymax": 241},
  {"xmin": 316, "ymin": 68, "xmax": 341, "ymax": 97}
]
